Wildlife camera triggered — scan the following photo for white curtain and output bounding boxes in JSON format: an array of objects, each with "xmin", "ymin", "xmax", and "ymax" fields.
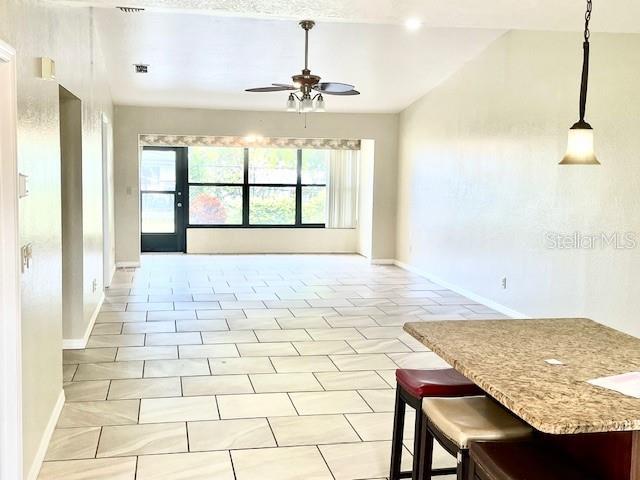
[{"xmin": 326, "ymin": 149, "xmax": 359, "ymax": 228}]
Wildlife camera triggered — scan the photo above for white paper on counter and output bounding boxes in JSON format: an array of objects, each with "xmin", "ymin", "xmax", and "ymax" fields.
[{"xmin": 587, "ymin": 372, "xmax": 640, "ymax": 398}]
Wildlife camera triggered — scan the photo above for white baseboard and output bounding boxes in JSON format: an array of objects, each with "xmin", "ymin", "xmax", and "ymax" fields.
[
  {"xmin": 27, "ymin": 389, "xmax": 65, "ymax": 480},
  {"xmin": 62, "ymin": 292, "xmax": 104, "ymax": 350},
  {"xmin": 393, "ymin": 259, "xmax": 529, "ymax": 319},
  {"xmin": 115, "ymin": 261, "xmax": 140, "ymax": 268},
  {"xmin": 370, "ymin": 258, "xmax": 395, "ymax": 265}
]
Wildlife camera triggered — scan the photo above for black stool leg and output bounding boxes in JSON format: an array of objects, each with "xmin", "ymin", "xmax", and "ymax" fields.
[
  {"xmin": 389, "ymin": 387, "xmax": 406, "ymax": 480},
  {"xmin": 417, "ymin": 413, "xmax": 433, "ymax": 480},
  {"xmin": 411, "ymin": 407, "xmax": 424, "ymax": 480},
  {"xmin": 457, "ymin": 450, "xmax": 469, "ymax": 480}
]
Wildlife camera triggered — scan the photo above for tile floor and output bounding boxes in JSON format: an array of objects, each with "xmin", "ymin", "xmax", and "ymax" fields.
[{"xmin": 42, "ymin": 254, "xmax": 506, "ymax": 480}]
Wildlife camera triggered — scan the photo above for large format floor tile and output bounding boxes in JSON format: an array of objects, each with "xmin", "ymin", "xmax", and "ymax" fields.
[
  {"xmin": 38, "ymin": 457, "xmax": 137, "ymax": 480},
  {"xmin": 97, "ymin": 422, "xmax": 188, "ymax": 457},
  {"xmin": 136, "ymin": 451, "xmax": 235, "ymax": 480},
  {"xmin": 188, "ymin": 418, "xmax": 276, "ymax": 450},
  {"xmin": 51, "ymin": 254, "xmax": 487, "ymax": 480},
  {"xmin": 268, "ymin": 415, "xmax": 360, "ymax": 446},
  {"xmin": 231, "ymin": 446, "xmax": 333, "ymax": 480}
]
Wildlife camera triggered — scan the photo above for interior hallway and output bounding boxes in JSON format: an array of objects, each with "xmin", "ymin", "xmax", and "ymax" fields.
[{"xmin": 40, "ymin": 254, "xmax": 507, "ymax": 479}]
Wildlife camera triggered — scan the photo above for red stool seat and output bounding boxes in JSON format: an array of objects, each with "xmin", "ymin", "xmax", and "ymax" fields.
[{"xmin": 396, "ymin": 368, "xmax": 483, "ymax": 398}]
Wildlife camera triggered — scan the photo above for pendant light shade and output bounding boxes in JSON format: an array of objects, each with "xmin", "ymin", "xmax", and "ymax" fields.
[
  {"xmin": 560, "ymin": 121, "xmax": 598, "ymax": 165},
  {"xmin": 560, "ymin": 0, "xmax": 600, "ymax": 165},
  {"xmin": 315, "ymin": 94, "xmax": 326, "ymax": 112},
  {"xmin": 301, "ymin": 95, "xmax": 314, "ymax": 113},
  {"xmin": 286, "ymin": 94, "xmax": 297, "ymax": 112}
]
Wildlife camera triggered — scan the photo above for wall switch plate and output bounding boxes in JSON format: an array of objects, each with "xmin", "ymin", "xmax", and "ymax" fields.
[
  {"xmin": 20, "ymin": 243, "xmax": 33, "ymax": 273},
  {"xmin": 501, "ymin": 277, "xmax": 507, "ymax": 289},
  {"xmin": 92, "ymin": 279, "xmax": 98, "ymax": 293},
  {"xmin": 40, "ymin": 57, "xmax": 56, "ymax": 80},
  {"xmin": 18, "ymin": 173, "xmax": 29, "ymax": 198}
]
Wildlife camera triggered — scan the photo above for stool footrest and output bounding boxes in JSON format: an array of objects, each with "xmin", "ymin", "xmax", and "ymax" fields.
[{"xmin": 398, "ymin": 467, "xmax": 457, "ymax": 478}]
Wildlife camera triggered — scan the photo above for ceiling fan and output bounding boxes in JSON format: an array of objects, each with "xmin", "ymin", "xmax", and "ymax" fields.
[{"xmin": 245, "ymin": 20, "xmax": 360, "ymax": 113}]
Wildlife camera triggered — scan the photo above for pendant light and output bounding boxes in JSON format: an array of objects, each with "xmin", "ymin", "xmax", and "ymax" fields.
[{"xmin": 560, "ymin": 0, "xmax": 599, "ymax": 165}]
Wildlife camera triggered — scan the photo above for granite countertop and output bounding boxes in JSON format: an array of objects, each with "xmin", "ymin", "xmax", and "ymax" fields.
[{"xmin": 404, "ymin": 318, "xmax": 640, "ymax": 435}]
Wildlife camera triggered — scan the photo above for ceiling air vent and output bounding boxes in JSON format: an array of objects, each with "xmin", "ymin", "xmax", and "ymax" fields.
[
  {"xmin": 117, "ymin": 6, "xmax": 145, "ymax": 13},
  {"xmin": 134, "ymin": 64, "xmax": 149, "ymax": 73}
]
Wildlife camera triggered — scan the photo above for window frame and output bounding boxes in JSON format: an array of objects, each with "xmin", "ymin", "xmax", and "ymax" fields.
[{"xmin": 187, "ymin": 147, "xmax": 327, "ymax": 228}]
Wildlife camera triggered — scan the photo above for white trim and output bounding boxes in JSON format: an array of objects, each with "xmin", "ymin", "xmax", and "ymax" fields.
[
  {"xmin": 393, "ymin": 260, "xmax": 530, "ymax": 319},
  {"xmin": 370, "ymin": 258, "xmax": 395, "ymax": 265},
  {"xmin": 116, "ymin": 261, "xmax": 140, "ymax": 268},
  {"xmin": 0, "ymin": 40, "xmax": 14, "ymax": 63},
  {"xmin": 0, "ymin": 40, "xmax": 22, "ymax": 480},
  {"xmin": 26, "ymin": 390, "xmax": 65, "ymax": 480},
  {"xmin": 62, "ymin": 292, "xmax": 104, "ymax": 350}
]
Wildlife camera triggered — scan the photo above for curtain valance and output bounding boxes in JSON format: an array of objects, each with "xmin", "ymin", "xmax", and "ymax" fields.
[{"xmin": 139, "ymin": 134, "xmax": 361, "ymax": 151}]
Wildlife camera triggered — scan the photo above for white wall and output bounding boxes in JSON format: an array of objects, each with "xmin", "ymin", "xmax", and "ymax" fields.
[
  {"xmin": 188, "ymin": 228, "xmax": 357, "ymax": 254},
  {"xmin": 113, "ymin": 106, "xmax": 398, "ymax": 263},
  {"xmin": 0, "ymin": 2, "xmax": 113, "ymax": 476},
  {"xmin": 396, "ymin": 30, "xmax": 640, "ymax": 336},
  {"xmin": 357, "ymin": 139, "xmax": 375, "ymax": 258}
]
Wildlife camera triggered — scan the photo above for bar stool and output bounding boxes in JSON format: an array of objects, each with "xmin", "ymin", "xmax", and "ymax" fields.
[
  {"xmin": 468, "ymin": 440, "xmax": 598, "ymax": 480},
  {"xmin": 419, "ymin": 396, "xmax": 532, "ymax": 480},
  {"xmin": 390, "ymin": 368, "xmax": 484, "ymax": 480}
]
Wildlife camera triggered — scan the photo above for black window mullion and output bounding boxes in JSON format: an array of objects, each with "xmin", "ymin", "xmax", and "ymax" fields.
[
  {"xmin": 295, "ymin": 149, "xmax": 302, "ymax": 226},
  {"xmin": 243, "ymin": 148, "xmax": 250, "ymax": 226}
]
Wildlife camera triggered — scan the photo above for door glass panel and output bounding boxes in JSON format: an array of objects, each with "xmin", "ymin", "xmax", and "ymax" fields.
[
  {"xmin": 188, "ymin": 147, "xmax": 244, "ymax": 184},
  {"xmin": 141, "ymin": 150, "xmax": 176, "ymax": 191},
  {"xmin": 141, "ymin": 193, "xmax": 175, "ymax": 233},
  {"xmin": 301, "ymin": 150, "xmax": 329, "ymax": 184},
  {"xmin": 249, "ymin": 186, "xmax": 295, "ymax": 225},
  {"xmin": 302, "ymin": 186, "xmax": 327, "ymax": 224},
  {"xmin": 189, "ymin": 186, "xmax": 243, "ymax": 225},
  {"xmin": 248, "ymin": 148, "xmax": 297, "ymax": 184}
]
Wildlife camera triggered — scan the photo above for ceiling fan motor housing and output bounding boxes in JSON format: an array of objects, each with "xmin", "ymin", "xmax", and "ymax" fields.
[{"xmin": 292, "ymin": 70, "xmax": 321, "ymax": 94}]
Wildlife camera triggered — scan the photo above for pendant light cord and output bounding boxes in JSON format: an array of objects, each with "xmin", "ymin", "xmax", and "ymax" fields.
[{"xmin": 578, "ymin": 0, "xmax": 593, "ymax": 123}]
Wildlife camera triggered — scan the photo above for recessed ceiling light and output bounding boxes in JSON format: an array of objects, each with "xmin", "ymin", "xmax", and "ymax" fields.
[{"xmin": 404, "ymin": 17, "xmax": 423, "ymax": 31}]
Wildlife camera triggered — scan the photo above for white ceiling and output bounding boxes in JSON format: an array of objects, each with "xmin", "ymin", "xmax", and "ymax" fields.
[
  {"xmin": 76, "ymin": 0, "xmax": 640, "ymax": 112},
  {"xmin": 94, "ymin": 10, "xmax": 504, "ymax": 112},
  {"xmin": 63, "ymin": 0, "xmax": 640, "ymax": 32}
]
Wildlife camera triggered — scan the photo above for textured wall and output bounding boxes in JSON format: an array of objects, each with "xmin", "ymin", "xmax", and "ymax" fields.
[
  {"xmin": 396, "ymin": 30, "xmax": 640, "ymax": 336},
  {"xmin": 114, "ymin": 106, "xmax": 398, "ymax": 263},
  {"xmin": 0, "ymin": 1, "xmax": 113, "ymax": 476}
]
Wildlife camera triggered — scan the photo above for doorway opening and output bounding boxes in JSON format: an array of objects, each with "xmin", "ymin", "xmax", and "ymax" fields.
[
  {"xmin": 59, "ymin": 86, "xmax": 84, "ymax": 341},
  {"xmin": 140, "ymin": 146, "xmax": 187, "ymax": 252}
]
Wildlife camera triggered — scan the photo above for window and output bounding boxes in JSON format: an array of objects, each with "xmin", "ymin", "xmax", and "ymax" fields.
[{"xmin": 186, "ymin": 147, "xmax": 328, "ymax": 227}]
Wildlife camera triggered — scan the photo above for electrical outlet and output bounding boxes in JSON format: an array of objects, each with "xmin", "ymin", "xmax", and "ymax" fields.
[
  {"xmin": 501, "ymin": 277, "xmax": 507, "ymax": 289},
  {"xmin": 92, "ymin": 279, "xmax": 98, "ymax": 293}
]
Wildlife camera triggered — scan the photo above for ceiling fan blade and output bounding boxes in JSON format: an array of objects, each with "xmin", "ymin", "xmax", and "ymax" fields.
[
  {"xmin": 245, "ymin": 86, "xmax": 296, "ymax": 92},
  {"xmin": 318, "ymin": 89, "xmax": 360, "ymax": 96},
  {"xmin": 272, "ymin": 83, "xmax": 297, "ymax": 89},
  {"xmin": 314, "ymin": 82, "xmax": 355, "ymax": 93}
]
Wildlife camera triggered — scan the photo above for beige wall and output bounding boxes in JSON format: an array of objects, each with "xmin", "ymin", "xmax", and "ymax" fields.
[
  {"xmin": 396, "ymin": 30, "xmax": 640, "ymax": 336},
  {"xmin": 113, "ymin": 106, "xmax": 398, "ymax": 263},
  {"xmin": 0, "ymin": 1, "xmax": 113, "ymax": 476},
  {"xmin": 188, "ymin": 228, "xmax": 357, "ymax": 254}
]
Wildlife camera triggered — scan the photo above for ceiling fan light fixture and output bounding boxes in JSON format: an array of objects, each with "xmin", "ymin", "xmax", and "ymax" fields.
[
  {"xmin": 301, "ymin": 96, "xmax": 314, "ymax": 113},
  {"xmin": 315, "ymin": 94, "xmax": 326, "ymax": 112},
  {"xmin": 286, "ymin": 94, "xmax": 297, "ymax": 112}
]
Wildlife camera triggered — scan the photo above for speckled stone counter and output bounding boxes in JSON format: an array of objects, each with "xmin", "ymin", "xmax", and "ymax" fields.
[{"xmin": 404, "ymin": 318, "xmax": 640, "ymax": 435}]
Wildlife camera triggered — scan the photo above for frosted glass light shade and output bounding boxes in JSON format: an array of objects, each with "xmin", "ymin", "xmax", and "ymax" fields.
[
  {"xmin": 301, "ymin": 97, "xmax": 314, "ymax": 112},
  {"xmin": 560, "ymin": 123, "xmax": 599, "ymax": 165},
  {"xmin": 315, "ymin": 95, "xmax": 326, "ymax": 112},
  {"xmin": 286, "ymin": 95, "xmax": 297, "ymax": 112}
]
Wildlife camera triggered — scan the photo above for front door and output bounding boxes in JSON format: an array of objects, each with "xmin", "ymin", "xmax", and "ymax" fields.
[{"xmin": 140, "ymin": 146, "xmax": 187, "ymax": 252}]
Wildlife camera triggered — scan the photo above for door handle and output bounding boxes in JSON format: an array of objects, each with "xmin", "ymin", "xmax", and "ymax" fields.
[{"xmin": 177, "ymin": 202, "xmax": 183, "ymax": 207}]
